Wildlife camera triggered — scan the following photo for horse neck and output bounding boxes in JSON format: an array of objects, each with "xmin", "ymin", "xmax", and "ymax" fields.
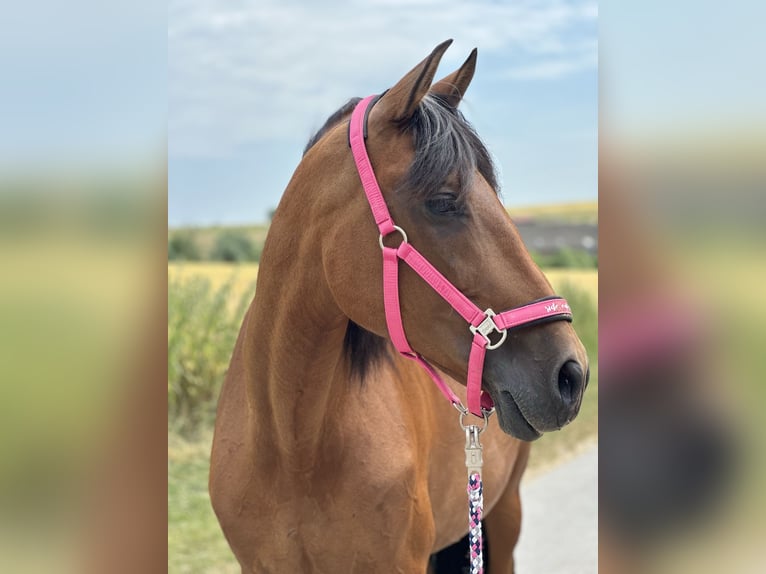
[{"xmin": 241, "ymin": 170, "xmax": 352, "ymax": 463}]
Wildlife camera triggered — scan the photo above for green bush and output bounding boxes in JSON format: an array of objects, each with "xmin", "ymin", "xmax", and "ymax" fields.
[
  {"xmin": 556, "ymin": 281, "xmax": 598, "ymax": 359},
  {"xmin": 168, "ymin": 232, "xmax": 201, "ymax": 261},
  {"xmin": 168, "ymin": 276, "xmax": 255, "ymax": 436},
  {"xmin": 210, "ymin": 230, "xmax": 260, "ymax": 262}
]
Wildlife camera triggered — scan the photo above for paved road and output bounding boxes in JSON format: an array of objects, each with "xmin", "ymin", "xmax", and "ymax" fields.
[{"xmin": 515, "ymin": 446, "xmax": 598, "ymax": 574}]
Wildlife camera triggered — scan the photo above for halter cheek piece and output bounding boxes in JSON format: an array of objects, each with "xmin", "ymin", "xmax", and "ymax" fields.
[{"xmin": 349, "ymin": 95, "xmax": 573, "ymax": 417}]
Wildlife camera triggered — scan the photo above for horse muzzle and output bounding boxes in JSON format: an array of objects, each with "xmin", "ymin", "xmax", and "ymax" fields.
[{"xmin": 484, "ymin": 337, "xmax": 589, "ymax": 441}]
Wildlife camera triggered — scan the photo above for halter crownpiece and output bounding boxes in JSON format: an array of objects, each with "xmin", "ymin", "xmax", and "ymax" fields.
[{"xmin": 348, "ymin": 94, "xmax": 573, "ymax": 417}]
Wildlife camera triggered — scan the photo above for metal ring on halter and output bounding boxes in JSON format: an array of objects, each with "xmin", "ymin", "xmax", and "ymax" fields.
[
  {"xmin": 459, "ymin": 407, "xmax": 493, "ymax": 433},
  {"xmin": 469, "ymin": 309, "xmax": 508, "ymax": 350},
  {"xmin": 378, "ymin": 225, "xmax": 408, "ymax": 250}
]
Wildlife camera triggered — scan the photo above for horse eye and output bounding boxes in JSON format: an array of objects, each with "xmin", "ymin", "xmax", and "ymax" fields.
[{"xmin": 425, "ymin": 195, "xmax": 460, "ymax": 216}]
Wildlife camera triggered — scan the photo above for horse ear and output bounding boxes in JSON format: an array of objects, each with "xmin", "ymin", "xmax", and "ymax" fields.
[
  {"xmin": 430, "ymin": 48, "xmax": 477, "ymax": 108},
  {"xmin": 375, "ymin": 39, "xmax": 453, "ymax": 123}
]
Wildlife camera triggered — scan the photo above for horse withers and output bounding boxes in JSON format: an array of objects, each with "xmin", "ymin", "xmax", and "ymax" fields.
[{"xmin": 210, "ymin": 40, "xmax": 589, "ymax": 573}]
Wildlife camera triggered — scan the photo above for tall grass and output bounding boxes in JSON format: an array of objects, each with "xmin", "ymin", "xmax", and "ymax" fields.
[
  {"xmin": 167, "ymin": 271, "xmax": 597, "ymax": 438},
  {"xmin": 168, "ymin": 276, "xmax": 255, "ymax": 436}
]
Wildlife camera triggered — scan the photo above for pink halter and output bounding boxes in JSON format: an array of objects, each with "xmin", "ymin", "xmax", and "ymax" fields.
[{"xmin": 349, "ymin": 95, "xmax": 573, "ymax": 417}]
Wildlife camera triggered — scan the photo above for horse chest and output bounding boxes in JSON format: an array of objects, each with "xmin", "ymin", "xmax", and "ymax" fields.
[
  {"xmin": 242, "ymin": 428, "xmax": 435, "ymax": 571},
  {"xmin": 214, "ymin": 391, "xmax": 524, "ymax": 572}
]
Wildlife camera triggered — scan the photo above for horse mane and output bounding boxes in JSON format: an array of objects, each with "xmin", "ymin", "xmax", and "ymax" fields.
[
  {"xmin": 303, "ymin": 97, "xmax": 361, "ymax": 155},
  {"xmin": 303, "ymin": 98, "xmax": 391, "ymax": 383},
  {"xmin": 304, "ymin": 93, "xmax": 499, "ymax": 383}
]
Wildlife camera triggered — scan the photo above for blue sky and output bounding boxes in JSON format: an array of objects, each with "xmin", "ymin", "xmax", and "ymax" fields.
[
  {"xmin": 0, "ymin": 1, "xmax": 165, "ymax": 170},
  {"xmin": 3, "ymin": 1, "xmax": 762, "ymax": 226},
  {"xmin": 168, "ymin": 0, "xmax": 598, "ymax": 226},
  {"xmin": 602, "ymin": 0, "xmax": 766, "ymax": 136}
]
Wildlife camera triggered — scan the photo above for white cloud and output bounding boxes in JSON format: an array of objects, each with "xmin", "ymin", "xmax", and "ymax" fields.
[{"xmin": 169, "ymin": 0, "xmax": 597, "ymax": 157}]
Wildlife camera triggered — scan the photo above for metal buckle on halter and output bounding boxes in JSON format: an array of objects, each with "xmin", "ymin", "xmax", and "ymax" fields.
[{"xmin": 469, "ymin": 309, "xmax": 508, "ymax": 350}]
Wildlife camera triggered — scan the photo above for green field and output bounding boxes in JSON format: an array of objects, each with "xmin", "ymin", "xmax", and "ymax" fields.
[{"xmin": 169, "ymin": 435, "xmax": 239, "ymax": 574}]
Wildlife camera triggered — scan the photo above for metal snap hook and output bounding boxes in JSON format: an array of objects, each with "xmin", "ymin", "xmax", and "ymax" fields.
[{"xmin": 459, "ymin": 407, "xmax": 492, "ymax": 433}]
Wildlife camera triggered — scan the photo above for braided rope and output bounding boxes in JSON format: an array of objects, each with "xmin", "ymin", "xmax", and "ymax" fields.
[{"xmin": 467, "ymin": 471, "xmax": 484, "ymax": 574}]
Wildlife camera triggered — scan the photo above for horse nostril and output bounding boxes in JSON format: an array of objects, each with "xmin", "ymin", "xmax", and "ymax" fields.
[{"xmin": 557, "ymin": 360, "xmax": 584, "ymax": 410}]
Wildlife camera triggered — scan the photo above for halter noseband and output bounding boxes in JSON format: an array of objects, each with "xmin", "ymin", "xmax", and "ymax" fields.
[{"xmin": 349, "ymin": 95, "xmax": 573, "ymax": 417}]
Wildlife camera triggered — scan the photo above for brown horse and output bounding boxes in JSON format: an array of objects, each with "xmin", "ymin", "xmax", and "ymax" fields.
[{"xmin": 210, "ymin": 40, "xmax": 589, "ymax": 573}]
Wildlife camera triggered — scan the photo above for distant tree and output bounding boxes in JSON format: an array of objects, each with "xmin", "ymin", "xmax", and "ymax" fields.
[
  {"xmin": 211, "ymin": 230, "xmax": 260, "ymax": 262},
  {"xmin": 168, "ymin": 232, "xmax": 201, "ymax": 261},
  {"xmin": 530, "ymin": 248, "xmax": 597, "ymax": 269},
  {"xmin": 267, "ymin": 207, "xmax": 277, "ymax": 222}
]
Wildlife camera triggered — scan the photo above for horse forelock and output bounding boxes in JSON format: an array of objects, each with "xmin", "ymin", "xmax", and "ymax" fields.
[{"xmin": 402, "ymin": 93, "xmax": 499, "ymax": 201}]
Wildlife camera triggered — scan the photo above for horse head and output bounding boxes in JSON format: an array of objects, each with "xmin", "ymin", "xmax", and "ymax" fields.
[{"xmin": 299, "ymin": 41, "xmax": 589, "ymax": 440}]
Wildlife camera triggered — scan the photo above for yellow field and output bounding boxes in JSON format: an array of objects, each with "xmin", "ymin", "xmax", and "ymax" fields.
[
  {"xmin": 507, "ymin": 201, "xmax": 598, "ymax": 223},
  {"xmin": 544, "ymin": 268, "xmax": 598, "ymax": 301},
  {"xmin": 169, "ymin": 262, "xmax": 597, "ymax": 302},
  {"xmin": 168, "ymin": 262, "xmax": 259, "ymax": 303}
]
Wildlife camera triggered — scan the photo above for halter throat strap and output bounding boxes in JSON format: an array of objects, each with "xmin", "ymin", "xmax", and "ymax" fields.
[{"xmin": 349, "ymin": 94, "xmax": 573, "ymax": 417}]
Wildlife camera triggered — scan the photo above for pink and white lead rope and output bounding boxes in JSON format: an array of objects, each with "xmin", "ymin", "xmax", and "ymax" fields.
[
  {"xmin": 464, "ymin": 423, "xmax": 485, "ymax": 573},
  {"xmin": 468, "ymin": 472, "xmax": 484, "ymax": 573}
]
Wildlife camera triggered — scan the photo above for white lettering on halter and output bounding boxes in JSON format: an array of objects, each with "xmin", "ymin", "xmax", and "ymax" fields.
[{"xmin": 545, "ymin": 302, "xmax": 571, "ymax": 313}]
